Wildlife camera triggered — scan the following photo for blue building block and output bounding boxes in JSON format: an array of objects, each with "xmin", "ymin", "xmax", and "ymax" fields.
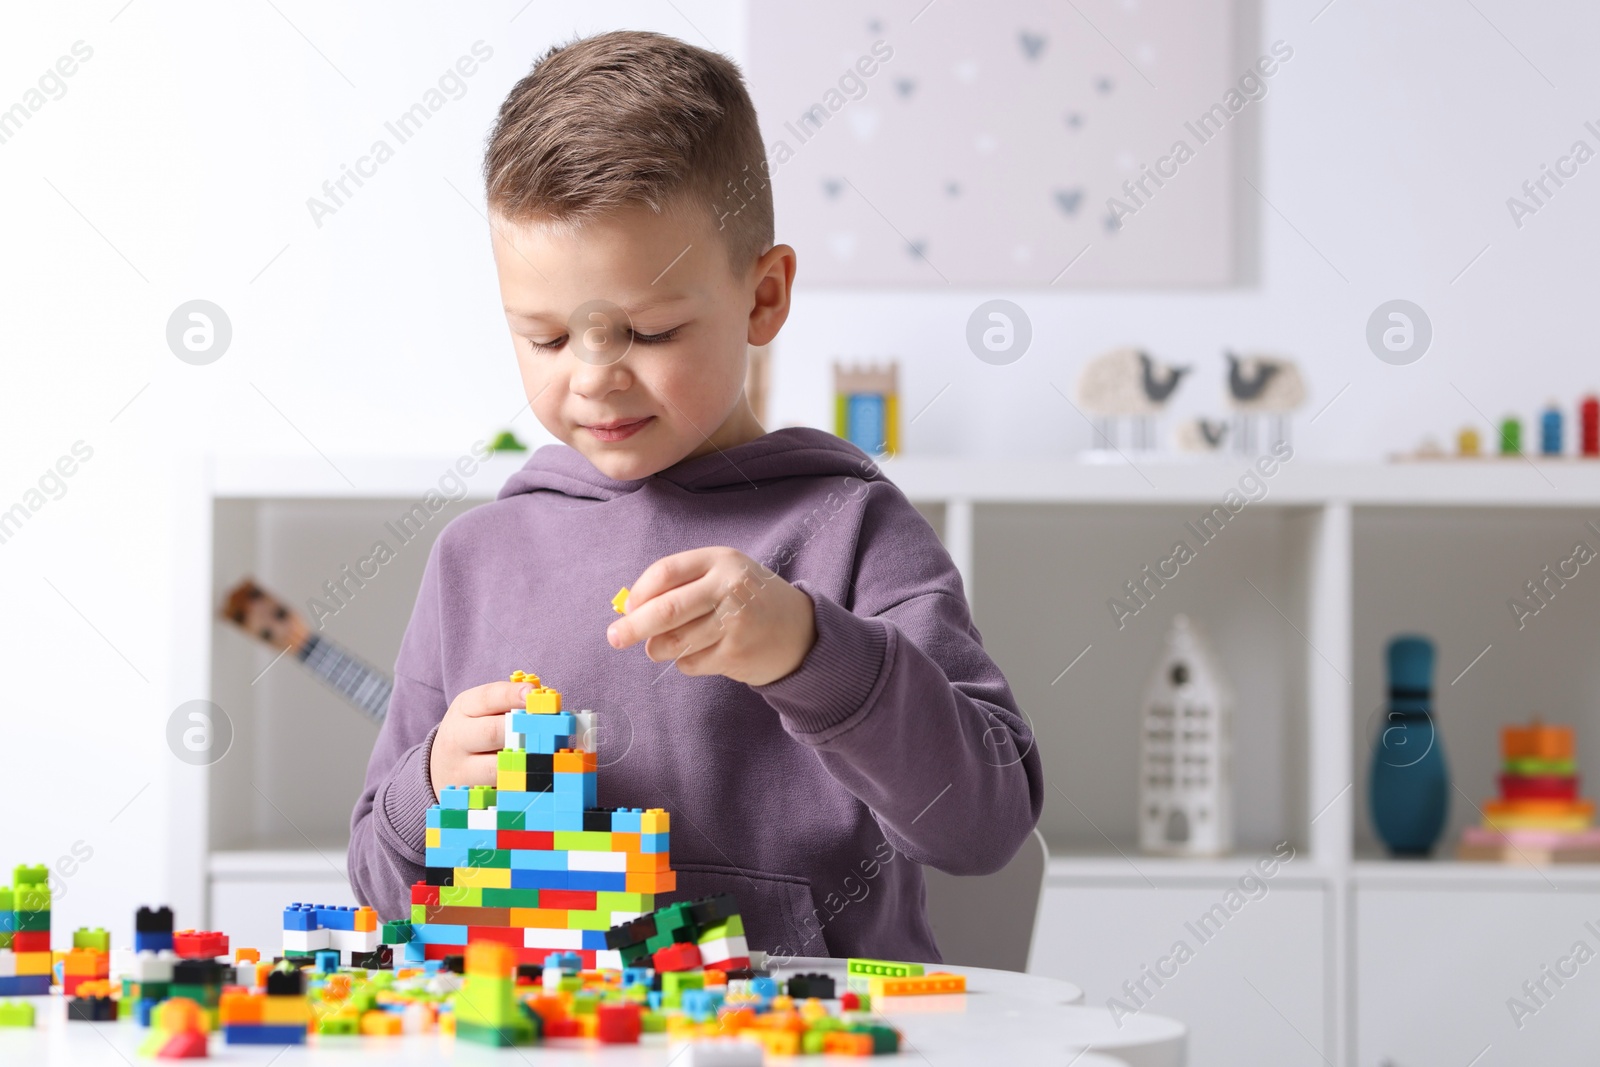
[
  {"xmin": 317, "ymin": 906, "xmax": 357, "ymax": 931},
  {"xmin": 314, "ymin": 950, "xmax": 340, "ymax": 973},
  {"xmin": 439, "ymin": 786, "xmax": 471, "ymax": 809},
  {"xmin": 510, "ymin": 869, "xmax": 569, "ymax": 891},
  {"xmin": 543, "ymin": 951, "xmax": 581, "ymax": 974},
  {"xmin": 509, "ymin": 849, "xmax": 568, "ymax": 870},
  {"xmin": 567, "ymin": 870, "xmax": 628, "ymax": 892},
  {"xmin": 411, "ymin": 924, "xmax": 468, "ymax": 945},
  {"xmin": 282, "ymin": 904, "xmax": 317, "ymax": 932},
  {"xmin": 497, "ymin": 790, "xmax": 558, "ymax": 815},
  {"xmin": 424, "ymin": 847, "xmax": 469, "ymax": 868},
  {"xmin": 640, "ymin": 833, "xmax": 669, "ymax": 854},
  {"xmin": 134, "ymin": 932, "xmax": 174, "ymax": 953},
  {"xmin": 0, "ymin": 976, "xmax": 51, "ymax": 996},
  {"xmin": 403, "ymin": 941, "xmax": 427, "ymax": 964},
  {"xmin": 750, "ymin": 976, "xmax": 778, "ymax": 999},
  {"xmin": 225, "ymin": 1024, "xmax": 308, "ymax": 1045},
  {"xmin": 611, "ymin": 808, "xmax": 644, "ymax": 833},
  {"xmin": 681, "ymin": 989, "xmax": 725, "ymax": 1020},
  {"xmin": 439, "ymin": 827, "xmax": 497, "ymax": 851},
  {"xmin": 622, "ymin": 966, "xmax": 653, "ymax": 987}
]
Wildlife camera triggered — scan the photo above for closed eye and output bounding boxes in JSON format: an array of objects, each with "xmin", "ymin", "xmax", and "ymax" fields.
[{"xmin": 526, "ymin": 325, "xmax": 681, "ymax": 353}]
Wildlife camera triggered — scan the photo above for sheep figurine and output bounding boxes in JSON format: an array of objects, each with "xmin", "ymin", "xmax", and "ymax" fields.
[
  {"xmin": 1224, "ymin": 351, "xmax": 1305, "ymax": 454},
  {"xmin": 1076, "ymin": 347, "xmax": 1190, "ymax": 452}
]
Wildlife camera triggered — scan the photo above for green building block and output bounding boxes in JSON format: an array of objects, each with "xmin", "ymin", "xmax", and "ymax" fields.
[
  {"xmin": 318, "ymin": 1012, "xmax": 359, "ymax": 1035},
  {"xmin": 12, "ymin": 865, "xmax": 48, "ymax": 888},
  {"xmin": 456, "ymin": 1019, "xmax": 533, "ymax": 1047},
  {"xmin": 552, "ymin": 831, "xmax": 613, "ymax": 852},
  {"xmin": 439, "ymin": 885, "xmax": 483, "ymax": 908},
  {"xmin": 468, "ymin": 786, "xmax": 497, "ymax": 810},
  {"xmin": 497, "ymin": 749, "xmax": 526, "ymax": 771},
  {"xmin": 496, "ymin": 810, "xmax": 526, "ymax": 830},
  {"xmin": 639, "ymin": 1009, "xmax": 667, "ymax": 1033},
  {"xmin": 660, "ymin": 971, "xmax": 703, "ymax": 1009},
  {"xmin": 73, "ymin": 927, "xmax": 110, "ymax": 952},
  {"xmin": 15, "ymin": 888, "xmax": 49, "ymax": 912},
  {"xmin": 847, "ymin": 957, "xmax": 924, "ymax": 978},
  {"xmin": 0, "ymin": 886, "xmax": 13, "ymax": 910},
  {"xmin": 16, "ymin": 910, "xmax": 49, "ymax": 932},
  {"xmin": 440, "ymin": 809, "xmax": 469, "ymax": 829},
  {"xmin": 482, "ymin": 888, "xmax": 541, "ymax": 909},
  {"xmin": 570, "ymin": 991, "xmax": 599, "ymax": 1016},
  {"xmin": 381, "ymin": 920, "xmax": 414, "ymax": 944},
  {"xmin": 0, "ymin": 1001, "xmax": 35, "ymax": 1027}
]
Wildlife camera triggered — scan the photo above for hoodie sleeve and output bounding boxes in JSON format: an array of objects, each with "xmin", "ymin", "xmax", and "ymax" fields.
[
  {"xmin": 751, "ymin": 484, "xmax": 1045, "ymax": 876},
  {"xmin": 347, "ymin": 542, "xmax": 449, "ymax": 920}
]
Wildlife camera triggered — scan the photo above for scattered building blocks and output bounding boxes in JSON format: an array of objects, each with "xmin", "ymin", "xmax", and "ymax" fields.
[
  {"xmin": 139, "ymin": 997, "xmax": 211, "ymax": 1059},
  {"xmin": 220, "ymin": 964, "xmax": 309, "ymax": 1046}
]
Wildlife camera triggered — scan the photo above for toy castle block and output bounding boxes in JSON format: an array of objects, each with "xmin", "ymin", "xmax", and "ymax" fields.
[{"xmin": 407, "ymin": 671, "xmax": 676, "ymax": 970}]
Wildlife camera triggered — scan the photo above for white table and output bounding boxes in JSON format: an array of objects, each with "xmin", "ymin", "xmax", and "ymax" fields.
[{"xmin": 0, "ymin": 960, "xmax": 1186, "ymax": 1065}]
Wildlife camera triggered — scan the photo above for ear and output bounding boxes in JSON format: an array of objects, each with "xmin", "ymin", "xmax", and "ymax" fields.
[{"xmin": 747, "ymin": 243, "xmax": 797, "ymax": 347}]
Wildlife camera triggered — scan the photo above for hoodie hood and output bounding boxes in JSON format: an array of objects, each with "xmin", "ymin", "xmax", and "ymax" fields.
[{"xmin": 496, "ymin": 426, "xmax": 888, "ymax": 503}]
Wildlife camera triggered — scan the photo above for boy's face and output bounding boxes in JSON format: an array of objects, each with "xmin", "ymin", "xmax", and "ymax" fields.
[{"xmin": 490, "ymin": 201, "xmax": 791, "ymax": 482}]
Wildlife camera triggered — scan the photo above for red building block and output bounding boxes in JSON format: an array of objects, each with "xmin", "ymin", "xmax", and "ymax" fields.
[
  {"xmin": 652, "ymin": 942, "xmax": 703, "ymax": 972},
  {"xmin": 173, "ymin": 930, "xmax": 229, "ymax": 959},
  {"xmin": 411, "ymin": 883, "xmax": 441, "ymax": 906},
  {"xmin": 12, "ymin": 931, "xmax": 49, "ymax": 953},
  {"xmin": 539, "ymin": 890, "xmax": 597, "ymax": 911},
  {"xmin": 596, "ymin": 1001, "xmax": 641, "ymax": 1044}
]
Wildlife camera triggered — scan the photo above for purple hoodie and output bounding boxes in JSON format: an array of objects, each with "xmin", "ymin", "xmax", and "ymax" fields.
[{"xmin": 348, "ymin": 427, "xmax": 1044, "ymax": 963}]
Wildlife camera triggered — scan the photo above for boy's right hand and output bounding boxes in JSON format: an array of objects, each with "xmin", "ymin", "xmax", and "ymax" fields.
[{"xmin": 427, "ymin": 679, "xmax": 533, "ymax": 801}]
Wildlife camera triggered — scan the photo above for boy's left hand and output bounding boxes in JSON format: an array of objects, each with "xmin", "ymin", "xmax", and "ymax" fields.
[{"xmin": 606, "ymin": 547, "xmax": 816, "ymax": 686}]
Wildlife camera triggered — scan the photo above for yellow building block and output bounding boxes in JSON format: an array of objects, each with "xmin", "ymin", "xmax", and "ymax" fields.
[
  {"xmin": 527, "ymin": 687, "xmax": 562, "ymax": 714},
  {"xmin": 640, "ymin": 809, "xmax": 670, "ymax": 833},
  {"xmin": 452, "ymin": 866, "xmax": 512, "ymax": 889},
  {"xmin": 612, "ymin": 587, "xmax": 630, "ymax": 614},
  {"xmin": 426, "ymin": 828, "xmax": 441, "ymax": 848},
  {"xmin": 509, "ymin": 670, "xmax": 541, "ymax": 686},
  {"xmin": 262, "ymin": 995, "xmax": 310, "ymax": 1026},
  {"xmin": 15, "ymin": 952, "xmax": 51, "ymax": 976}
]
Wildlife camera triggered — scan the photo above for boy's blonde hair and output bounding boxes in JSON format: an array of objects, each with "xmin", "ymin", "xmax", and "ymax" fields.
[{"xmin": 484, "ymin": 30, "xmax": 773, "ymax": 276}]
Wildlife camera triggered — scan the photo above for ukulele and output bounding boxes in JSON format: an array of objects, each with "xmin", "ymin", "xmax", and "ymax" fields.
[{"xmin": 220, "ymin": 579, "xmax": 392, "ymax": 724}]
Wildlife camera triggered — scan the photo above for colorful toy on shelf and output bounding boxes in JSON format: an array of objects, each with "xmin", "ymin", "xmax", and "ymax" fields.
[
  {"xmin": 1077, "ymin": 346, "xmax": 1189, "ymax": 453},
  {"xmin": 1369, "ymin": 635, "xmax": 1450, "ymax": 856},
  {"xmin": 1499, "ymin": 415, "xmax": 1522, "ymax": 456},
  {"xmin": 833, "ymin": 361, "xmax": 899, "ymax": 457},
  {"xmin": 1397, "ymin": 393, "xmax": 1600, "ymax": 461},
  {"xmin": 1458, "ymin": 719, "xmax": 1600, "ymax": 864},
  {"xmin": 1140, "ymin": 616, "xmax": 1234, "ymax": 856},
  {"xmin": 1540, "ymin": 403, "xmax": 1562, "ymax": 456},
  {"xmin": 0, "ymin": 864, "xmax": 52, "ymax": 996},
  {"xmin": 1225, "ymin": 351, "xmax": 1306, "ymax": 455}
]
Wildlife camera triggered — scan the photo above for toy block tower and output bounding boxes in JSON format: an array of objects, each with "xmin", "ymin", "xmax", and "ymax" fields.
[
  {"xmin": 0, "ymin": 864, "xmax": 52, "ymax": 995},
  {"xmin": 407, "ymin": 671, "xmax": 675, "ymax": 969},
  {"xmin": 1458, "ymin": 719, "xmax": 1600, "ymax": 863}
]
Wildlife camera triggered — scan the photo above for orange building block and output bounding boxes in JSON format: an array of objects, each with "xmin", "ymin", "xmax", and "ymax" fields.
[
  {"xmin": 626, "ymin": 870, "xmax": 676, "ymax": 894},
  {"xmin": 554, "ymin": 749, "xmax": 597, "ymax": 773}
]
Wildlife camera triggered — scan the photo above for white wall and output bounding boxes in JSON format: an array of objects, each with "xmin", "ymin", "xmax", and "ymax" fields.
[{"xmin": 1, "ymin": 0, "xmax": 1595, "ymax": 938}]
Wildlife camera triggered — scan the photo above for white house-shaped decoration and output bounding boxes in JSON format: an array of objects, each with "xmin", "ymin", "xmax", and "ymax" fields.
[{"xmin": 1140, "ymin": 615, "xmax": 1234, "ymax": 856}]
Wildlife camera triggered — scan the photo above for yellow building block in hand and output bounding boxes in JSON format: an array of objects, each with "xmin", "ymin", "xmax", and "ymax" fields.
[{"xmin": 612, "ymin": 587, "xmax": 630, "ymax": 614}]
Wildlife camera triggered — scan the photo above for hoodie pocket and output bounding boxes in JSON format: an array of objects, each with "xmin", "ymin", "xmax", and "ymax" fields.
[{"xmin": 670, "ymin": 862, "xmax": 828, "ymax": 960}]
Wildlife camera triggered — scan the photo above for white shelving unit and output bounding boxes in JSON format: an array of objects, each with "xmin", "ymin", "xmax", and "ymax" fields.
[{"xmin": 173, "ymin": 452, "xmax": 1600, "ymax": 1065}]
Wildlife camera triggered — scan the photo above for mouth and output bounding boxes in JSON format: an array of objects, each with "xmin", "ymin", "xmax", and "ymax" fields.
[{"xmin": 582, "ymin": 416, "xmax": 654, "ymax": 442}]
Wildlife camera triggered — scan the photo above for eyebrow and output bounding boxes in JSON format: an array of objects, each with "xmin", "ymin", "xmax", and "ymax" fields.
[{"xmin": 503, "ymin": 295, "xmax": 694, "ymax": 322}]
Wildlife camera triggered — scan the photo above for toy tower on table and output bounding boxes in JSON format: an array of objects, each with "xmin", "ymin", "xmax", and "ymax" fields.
[
  {"xmin": 1458, "ymin": 718, "xmax": 1600, "ymax": 864},
  {"xmin": 408, "ymin": 671, "xmax": 675, "ymax": 969}
]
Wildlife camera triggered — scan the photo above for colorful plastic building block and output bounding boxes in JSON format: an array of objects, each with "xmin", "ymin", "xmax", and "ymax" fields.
[
  {"xmin": 867, "ymin": 971, "xmax": 967, "ymax": 997},
  {"xmin": 847, "ymin": 957, "xmax": 925, "ymax": 978},
  {"xmin": 136, "ymin": 906, "xmax": 175, "ymax": 953},
  {"xmin": 611, "ymin": 587, "xmax": 630, "ymax": 614},
  {"xmin": 455, "ymin": 941, "xmax": 534, "ymax": 1047},
  {"xmin": 0, "ymin": 1000, "xmax": 35, "ymax": 1026}
]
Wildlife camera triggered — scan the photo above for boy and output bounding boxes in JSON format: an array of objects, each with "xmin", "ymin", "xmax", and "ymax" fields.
[{"xmin": 349, "ymin": 29, "xmax": 1043, "ymax": 963}]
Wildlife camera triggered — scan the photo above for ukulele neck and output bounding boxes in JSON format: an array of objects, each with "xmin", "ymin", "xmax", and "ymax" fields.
[{"xmin": 297, "ymin": 634, "xmax": 392, "ymax": 723}]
